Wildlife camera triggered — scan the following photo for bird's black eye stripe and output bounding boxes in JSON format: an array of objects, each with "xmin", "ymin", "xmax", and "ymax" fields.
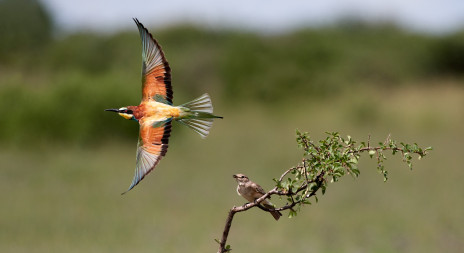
[{"xmin": 121, "ymin": 109, "xmax": 133, "ymax": 114}]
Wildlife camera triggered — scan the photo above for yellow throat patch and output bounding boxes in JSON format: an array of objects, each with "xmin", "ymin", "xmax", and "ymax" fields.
[{"xmin": 118, "ymin": 113, "xmax": 133, "ymax": 120}]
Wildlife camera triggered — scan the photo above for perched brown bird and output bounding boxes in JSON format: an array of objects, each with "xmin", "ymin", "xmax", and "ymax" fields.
[{"xmin": 233, "ymin": 174, "xmax": 282, "ymax": 220}]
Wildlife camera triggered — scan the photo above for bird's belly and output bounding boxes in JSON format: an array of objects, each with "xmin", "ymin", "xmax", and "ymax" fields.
[
  {"xmin": 238, "ymin": 186, "xmax": 258, "ymax": 202},
  {"xmin": 142, "ymin": 101, "xmax": 181, "ymax": 120}
]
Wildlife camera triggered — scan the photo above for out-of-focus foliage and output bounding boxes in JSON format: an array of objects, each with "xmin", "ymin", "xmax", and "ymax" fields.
[
  {"xmin": 428, "ymin": 32, "xmax": 464, "ymax": 75},
  {"xmin": 0, "ymin": 0, "xmax": 53, "ymax": 63},
  {"xmin": 0, "ymin": 1, "xmax": 463, "ymax": 146}
]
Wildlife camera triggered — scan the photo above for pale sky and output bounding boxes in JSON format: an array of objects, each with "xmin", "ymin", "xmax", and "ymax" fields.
[{"xmin": 41, "ymin": 0, "xmax": 464, "ymax": 34}]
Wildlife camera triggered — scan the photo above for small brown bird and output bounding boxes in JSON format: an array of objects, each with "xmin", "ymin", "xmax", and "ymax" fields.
[{"xmin": 233, "ymin": 174, "xmax": 282, "ymax": 221}]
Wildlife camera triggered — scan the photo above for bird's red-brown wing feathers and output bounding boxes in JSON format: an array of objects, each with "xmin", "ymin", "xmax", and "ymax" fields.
[
  {"xmin": 123, "ymin": 120, "xmax": 171, "ymax": 193},
  {"xmin": 122, "ymin": 19, "xmax": 173, "ymax": 193},
  {"xmin": 134, "ymin": 18, "xmax": 173, "ymax": 103}
]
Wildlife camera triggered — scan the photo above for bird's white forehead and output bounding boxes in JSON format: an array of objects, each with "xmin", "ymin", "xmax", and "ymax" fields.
[{"xmin": 119, "ymin": 107, "xmax": 127, "ymax": 111}]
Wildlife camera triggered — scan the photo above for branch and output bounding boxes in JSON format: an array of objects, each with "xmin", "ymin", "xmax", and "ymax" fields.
[
  {"xmin": 216, "ymin": 131, "xmax": 431, "ymax": 252},
  {"xmin": 216, "ymin": 189, "xmax": 276, "ymax": 253},
  {"xmin": 217, "ymin": 167, "xmax": 325, "ymax": 253}
]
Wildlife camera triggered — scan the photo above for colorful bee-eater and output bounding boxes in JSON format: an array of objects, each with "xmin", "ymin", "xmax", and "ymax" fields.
[{"xmin": 106, "ymin": 18, "xmax": 222, "ymax": 194}]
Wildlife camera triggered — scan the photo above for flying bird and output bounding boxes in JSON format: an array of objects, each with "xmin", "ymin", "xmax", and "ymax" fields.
[
  {"xmin": 106, "ymin": 18, "xmax": 222, "ymax": 194},
  {"xmin": 233, "ymin": 174, "xmax": 282, "ymax": 220}
]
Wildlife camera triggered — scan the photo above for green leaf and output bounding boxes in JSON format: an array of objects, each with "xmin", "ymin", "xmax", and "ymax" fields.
[
  {"xmin": 351, "ymin": 168, "xmax": 360, "ymax": 177},
  {"xmin": 288, "ymin": 209, "xmax": 297, "ymax": 218}
]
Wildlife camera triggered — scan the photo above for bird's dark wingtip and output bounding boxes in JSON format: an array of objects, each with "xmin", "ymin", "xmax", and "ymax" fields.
[
  {"xmin": 121, "ymin": 179, "xmax": 140, "ymax": 195},
  {"xmin": 121, "ymin": 186, "xmax": 133, "ymax": 195}
]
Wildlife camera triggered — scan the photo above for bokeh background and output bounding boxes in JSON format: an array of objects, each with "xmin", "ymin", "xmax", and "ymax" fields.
[{"xmin": 1, "ymin": 0, "xmax": 463, "ymax": 252}]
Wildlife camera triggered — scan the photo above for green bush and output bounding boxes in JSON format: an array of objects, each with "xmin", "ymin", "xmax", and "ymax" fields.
[{"xmin": 1, "ymin": 15, "xmax": 463, "ymax": 145}]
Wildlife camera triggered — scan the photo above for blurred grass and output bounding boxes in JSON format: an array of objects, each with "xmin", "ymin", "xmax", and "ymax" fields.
[{"xmin": 1, "ymin": 1, "xmax": 464, "ymax": 252}]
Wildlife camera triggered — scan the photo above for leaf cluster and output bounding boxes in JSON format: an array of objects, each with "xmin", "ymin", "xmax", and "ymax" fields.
[{"xmin": 273, "ymin": 131, "xmax": 432, "ymax": 217}]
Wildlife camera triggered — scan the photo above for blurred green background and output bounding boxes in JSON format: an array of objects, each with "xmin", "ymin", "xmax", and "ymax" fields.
[{"xmin": 1, "ymin": 0, "xmax": 463, "ymax": 252}]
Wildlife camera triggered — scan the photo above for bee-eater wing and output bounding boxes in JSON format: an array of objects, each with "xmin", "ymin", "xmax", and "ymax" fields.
[
  {"xmin": 122, "ymin": 119, "xmax": 172, "ymax": 194},
  {"xmin": 134, "ymin": 18, "xmax": 173, "ymax": 104}
]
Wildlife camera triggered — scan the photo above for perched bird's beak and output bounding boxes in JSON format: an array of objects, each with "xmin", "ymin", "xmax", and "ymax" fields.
[
  {"xmin": 105, "ymin": 108, "xmax": 119, "ymax": 113},
  {"xmin": 233, "ymin": 174, "xmax": 237, "ymax": 178}
]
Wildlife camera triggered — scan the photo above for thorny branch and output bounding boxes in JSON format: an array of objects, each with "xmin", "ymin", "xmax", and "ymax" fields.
[{"xmin": 216, "ymin": 132, "xmax": 431, "ymax": 253}]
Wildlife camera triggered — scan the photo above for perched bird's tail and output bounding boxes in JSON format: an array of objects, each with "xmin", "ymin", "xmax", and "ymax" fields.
[
  {"xmin": 177, "ymin": 93, "xmax": 223, "ymax": 138},
  {"xmin": 263, "ymin": 203, "xmax": 283, "ymax": 221}
]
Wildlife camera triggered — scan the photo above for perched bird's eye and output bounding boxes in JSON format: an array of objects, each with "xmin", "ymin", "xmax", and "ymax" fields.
[
  {"xmin": 126, "ymin": 110, "xmax": 133, "ymax": 114},
  {"xmin": 241, "ymin": 176, "xmax": 245, "ymax": 178}
]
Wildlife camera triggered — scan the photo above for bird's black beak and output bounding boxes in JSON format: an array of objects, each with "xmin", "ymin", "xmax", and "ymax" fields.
[
  {"xmin": 105, "ymin": 108, "xmax": 119, "ymax": 113},
  {"xmin": 233, "ymin": 175, "xmax": 237, "ymax": 178}
]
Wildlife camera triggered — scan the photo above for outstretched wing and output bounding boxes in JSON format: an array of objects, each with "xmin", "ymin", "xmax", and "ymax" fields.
[
  {"xmin": 123, "ymin": 120, "xmax": 172, "ymax": 193},
  {"xmin": 134, "ymin": 18, "xmax": 173, "ymax": 103}
]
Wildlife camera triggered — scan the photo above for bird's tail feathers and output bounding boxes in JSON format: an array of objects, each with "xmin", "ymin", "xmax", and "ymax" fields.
[
  {"xmin": 270, "ymin": 210, "xmax": 282, "ymax": 221},
  {"xmin": 178, "ymin": 93, "xmax": 222, "ymax": 138},
  {"xmin": 177, "ymin": 118, "xmax": 214, "ymax": 139},
  {"xmin": 180, "ymin": 93, "xmax": 215, "ymax": 114},
  {"xmin": 263, "ymin": 203, "xmax": 282, "ymax": 221}
]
